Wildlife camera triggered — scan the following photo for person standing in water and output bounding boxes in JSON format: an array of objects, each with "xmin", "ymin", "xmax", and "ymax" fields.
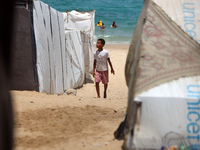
[
  {"xmin": 111, "ymin": 21, "xmax": 117, "ymax": 28},
  {"xmin": 101, "ymin": 23, "xmax": 105, "ymax": 33},
  {"xmin": 93, "ymin": 39, "xmax": 115, "ymax": 98}
]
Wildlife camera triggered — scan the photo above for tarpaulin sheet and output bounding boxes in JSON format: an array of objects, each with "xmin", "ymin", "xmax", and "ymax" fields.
[
  {"xmin": 33, "ymin": 1, "xmax": 65, "ymax": 94},
  {"xmin": 63, "ymin": 10, "xmax": 95, "ymax": 38},
  {"xmin": 132, "ymin": 76, "xmax": 200, "ymax": 149},
  {"xmin": 153, "ymin": 0, "xmax": 200, "ymax": 43},
  {"xmin": 63, "ymin": 10, "xmax": 95, "ymax": 77},
  {"xmin": 65, "ymin": 29, "xmax": 85, "ymax": 89}
]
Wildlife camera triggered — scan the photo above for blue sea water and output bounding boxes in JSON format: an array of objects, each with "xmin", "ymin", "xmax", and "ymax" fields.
[{"xmin": 41, "ymin": 0, "xmax": 143, "ymax": 44}]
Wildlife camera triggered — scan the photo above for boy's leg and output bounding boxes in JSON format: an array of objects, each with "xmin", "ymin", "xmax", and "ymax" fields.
[
  {"xmin": 104, "ymin": 84, "xmax": 108, "ymax": 98},
  {"xmin": 95, "ymin": 82, "xmax": 100, "ymax": 98}
]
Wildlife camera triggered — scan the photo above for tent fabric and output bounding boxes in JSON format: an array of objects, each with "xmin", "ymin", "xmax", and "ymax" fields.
[
  {"xmin": 33, "ymin": 1, "xmax": 66, "ymax": 94},
  {"xmin": 33, "ymin": 1, "xmax": 51, "ymax": 93},
  {"xmin": 63, "ymin": 10, "xmax": 95, "ymax": 77},
  {"xmin": 65, "ymin": 29, "xmax": 85, "ymax": 89},
  {"xmin": 81, "ymin": 32, "xmax": 95, "ymax": 75},
  {"xmin": 10, "ymin": 1, "xmax": 94, "ymax": 94},
  {"xmin": 58, "ymin": 12, "xmax": 68, "ymax": 92},
  {"xmin": 39, "ymin": 2, "xmax": 55, "ymax": 94},
  {"xmin": 139, "ymin": 76, "xmax": 200, "ymax": 98},
  {"xmin": 63, "ymin": 10, "xmax": 95, "ymax": 38},
  {"xmin": 153, "ymin": 0, "xmax": 200, "ymax": 43},
  {"xmin": 132, "ymin": 97, "xmax": 200, "ymax": 149},
  {"xmin": 33, "ymin": 1, "xmax": 94, "ymax": 94},
  {"xmin": 116, "ymin": 0, "xmax": 200, "ymax": 149},
  {"xmin": 50, "ymin": 7, "xmax": 64, "ymax": 94},
  {"xmin": 126, "ymin": 0, "xmax": 200, "ymax": 96},
  {"xmin": 129, "ymin": 76, "xmax": 200, "ymax": 149}
]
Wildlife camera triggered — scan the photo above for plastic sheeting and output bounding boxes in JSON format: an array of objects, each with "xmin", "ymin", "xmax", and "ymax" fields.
[
  {"xmin": 125, "ymin": 0, "xmax": 200, "ymax": 96},
  {"xmin": 81, "ymin": 32, "xmax": 95, "ymax": 75},
  {"xmin": 65, "ymin": 29, "xmax": 85, "ymax": 89},
  {"xmin": 153, "ymin": 0, "xmax": 200, "ymax": 43},
  {"xmin": 131, "ymin": 76, "xmax": 200, "ymax": 149},
  {"xmin": 131, "ymin": 97, "xmax": 200, "ymax": 149},
  {"xmin": 116, "ymin": 0, "xmax": 200, "ymax": 149},
  {"xmin": 63, "ymin": 10, "xmax": 95, "ymax": 38},
  {"xmin": 33, "ymin": 1, "xmax": 92, "ymax": 94},
  {"xmin": 33, "ymin": 1, "xmax": 65, "ymax": 94},
  {"xmin": 63, "ymin": 10, "xmax": 95, "ymax": 77}
]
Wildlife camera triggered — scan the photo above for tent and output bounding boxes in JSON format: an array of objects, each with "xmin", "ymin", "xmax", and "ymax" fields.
[
  {"xmin": 11, "ymin": 0, "xmax": 95, "ymax": 94},
  {"xmin": 64, "ymin": 29, "xmax": 85, "ymax": 89},
  {"xmin": 115, "ymin": 0, "xmax": 200, "ymax": 149},
  {"xmin": 63, "ymin": 10, "xmax": 95, "ymax": 39},
  {"xmin": 33, "ymin": 1, "xmax": 66, "ymax": 94},
  {"xmin": 33, "ymin": 1, "xmax": 91, "ymax": 94},
  {"xmin": 63, "ymin": 10, "xmax": 95, "ymax": 78},
  {"xmin": 153, "ymin": 0, "xmax": 200, "ymax": 43}
]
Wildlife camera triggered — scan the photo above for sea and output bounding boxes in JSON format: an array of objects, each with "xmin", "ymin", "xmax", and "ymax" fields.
[{"xmin": 41, "ymin": 0, "xmax": 143, "ymax": 45}]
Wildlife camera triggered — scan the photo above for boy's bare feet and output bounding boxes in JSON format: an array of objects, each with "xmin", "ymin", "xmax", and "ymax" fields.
[{"xmin": 104, "ymin": 92, "xmax": 107, "ymax": 98}]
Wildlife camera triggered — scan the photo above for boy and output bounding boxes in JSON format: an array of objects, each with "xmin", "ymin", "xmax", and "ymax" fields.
[{"xmin": 93, "ymin": 39, "xmax": 115, "ymax": 98}]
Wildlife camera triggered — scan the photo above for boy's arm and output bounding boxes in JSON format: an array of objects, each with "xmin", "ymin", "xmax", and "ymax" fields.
[
  {"xmin": 93, "ymin": 59, "xmax": 96, "ymax": 77},
  {"xmin": 107, "ymin": 58, "xmax": 115, "ymax": 75}
]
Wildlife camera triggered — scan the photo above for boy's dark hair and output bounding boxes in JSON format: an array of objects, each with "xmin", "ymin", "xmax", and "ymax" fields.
[{"xmin": 98, "ymin": 38, "xmax": 105, "ymax": 45}]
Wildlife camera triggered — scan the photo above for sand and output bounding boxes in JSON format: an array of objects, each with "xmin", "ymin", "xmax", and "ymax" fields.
[{"xmin": 11, "ymin": 44, "xmax": 129, "ymax": 150}]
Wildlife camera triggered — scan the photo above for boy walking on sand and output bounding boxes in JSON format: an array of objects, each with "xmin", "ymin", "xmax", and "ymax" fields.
[{"xmin": 93, "ymin": 39, "xmax": 115, "ymax": 98}]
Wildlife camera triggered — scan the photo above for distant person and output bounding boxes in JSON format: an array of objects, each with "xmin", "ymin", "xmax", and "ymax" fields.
[
  {"xmin": 111, "ymin": 21, "xmax": 117, "ymax": 28},
  {"xmin": 96, "ymin": 22, "xmax": 100, "ymax": 26},
  {"xmin": 97, "ymin": 20, "xmax": 103, "ymax": 27},
  {"xmin": 99, "ymin": 20, "xmax": 103, "ymax": 26},
  {"xmin": 93, "ymin": 39, "xmax": 115, "ymax": 98},
  {"xmin": 101, "ymin": 23, "xmax": 105, "ymax": 32}
]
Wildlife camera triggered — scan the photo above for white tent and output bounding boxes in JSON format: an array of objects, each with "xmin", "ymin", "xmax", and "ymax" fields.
[
  {"xmin": 64, "ymin": 29, "xmax": 85, "ymax": 89},
  {"xmin": 115, "ymin": 0, "xmax": 200, "ymax": 149},
  {"xmin": 33, "ymin": 1, "xmax": 65, "ymax": 94},
  {"xmin": 63, "ymin": 10, "xmax": 95, "ymax": 78},
  {"xmin": 63, "ymin": 10, "xmax": 95, "ymax": 39},
  {"xmin": 33, "ymin": 1, "xmax": 87, "ymax": 94},
  {"xmin": 153, "ymin": 0, "xmax": 200, "ymax": 43}
]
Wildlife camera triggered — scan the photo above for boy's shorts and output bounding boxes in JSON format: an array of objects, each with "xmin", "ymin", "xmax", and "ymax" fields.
[{"xmin": 95, "ymin": 70, "xmax": 109, "ymax": 84}]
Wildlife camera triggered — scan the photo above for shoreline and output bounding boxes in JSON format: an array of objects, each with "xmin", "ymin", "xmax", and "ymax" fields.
[
  {"xmin": 93, "ymin": 42, "xmax": 131, "ymax": 46},
  {"xmin": 104, "ymin": 44, "xmax": 130, "ymax": 50},
  {"xmin": 94, "ymin": 44, "xmax": 130, "ymax": 51}
]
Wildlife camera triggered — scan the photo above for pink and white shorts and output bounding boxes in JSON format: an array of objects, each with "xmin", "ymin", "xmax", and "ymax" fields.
[{"xmin": 95, "ymin": 70, "xmax": 109, "ymax": 84}]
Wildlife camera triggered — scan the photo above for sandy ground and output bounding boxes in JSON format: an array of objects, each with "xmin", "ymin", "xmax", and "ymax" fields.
[{"xmin": 11, "ymin": 44, "xmax": 129, "ymax": 150}]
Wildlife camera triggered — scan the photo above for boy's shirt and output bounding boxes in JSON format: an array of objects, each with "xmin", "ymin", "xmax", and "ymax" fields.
[{"xmin": 94, "ymin": 49, "xmax": 110, "ymax": 71}]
